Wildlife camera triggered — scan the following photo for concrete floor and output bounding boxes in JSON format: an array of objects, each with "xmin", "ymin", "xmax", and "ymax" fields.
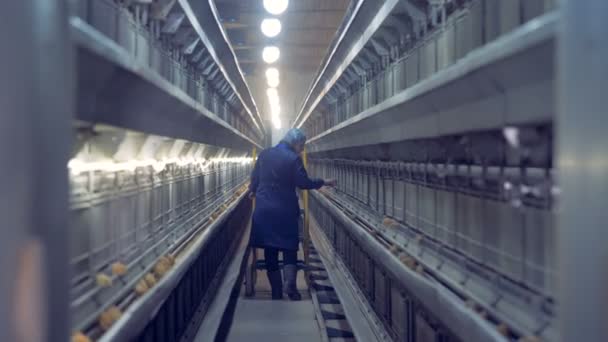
[{"xmin": 225, "ymin": 249, "xmax": 322, "ymax": 342}]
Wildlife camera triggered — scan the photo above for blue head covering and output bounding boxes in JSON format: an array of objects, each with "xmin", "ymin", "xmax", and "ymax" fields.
[{"xmin": 281, "ymin": 128, "xmax": 307, "ymax": 147}]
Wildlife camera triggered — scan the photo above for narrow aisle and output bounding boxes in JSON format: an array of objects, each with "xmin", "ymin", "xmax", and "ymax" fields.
[{"xmin": 224, "ymin": 250, "xmax": 322, "ymax": 342}]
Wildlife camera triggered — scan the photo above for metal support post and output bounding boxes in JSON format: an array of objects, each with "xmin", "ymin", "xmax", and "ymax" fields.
[
  {"xmin": 557, "ymin": 1, "xmax": 608, "ymax": 341},
  {"xmin": 0, "ymin": 1, "xmax": 73, "ymax": 341}
]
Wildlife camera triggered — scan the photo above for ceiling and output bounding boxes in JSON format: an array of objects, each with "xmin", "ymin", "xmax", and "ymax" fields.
[{"xmin": 213, "ymin": 0, "xmax": 352, "ymax": 138}]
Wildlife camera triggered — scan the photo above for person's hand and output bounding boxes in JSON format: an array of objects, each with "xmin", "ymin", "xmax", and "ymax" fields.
[{"xmin": 324, "ymin": 179, "xmax": 337, "ymax": 187}]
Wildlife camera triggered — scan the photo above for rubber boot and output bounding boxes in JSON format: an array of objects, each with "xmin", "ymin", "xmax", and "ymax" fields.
[
  {"xmin": 267, "ymin": 270, "xmax": 283, "ymax": 300},
  {"xmin": 283, "ymin": 264, "xmax": 301, "ymax": 301}
]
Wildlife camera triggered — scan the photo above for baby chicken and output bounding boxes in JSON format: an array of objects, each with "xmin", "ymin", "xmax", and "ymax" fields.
[
  {"xmin": 144, "ymin": 273, "xmax": 157, "ymax": 287},
  {"xmin": 96, "ymin": 273, "xmax": 112, "ymax": 287},
  {"xmin": 135, "ymin": 279, "xmax": 149, "ymax": 296},
  {"xmin": 71, "ymin": 332, "xmax": 91, "ymax": 342},
  {"xmin": 99, "ymin": 306, "xmax": 122, "ymax": 331},
  {"xmin": 153, "ymin": 258, "xmax": 171, "ymax": 278},
  {"xmin": 111, "ymin": 262, "xmax": 128, "ymax": 277},
  {"xmin": 382, "ymin": 217, "xmax": 399, "ymax": 228},
  {"xmin": 165, "ymin": 254, "xmax": 176, "ymax": 266}
]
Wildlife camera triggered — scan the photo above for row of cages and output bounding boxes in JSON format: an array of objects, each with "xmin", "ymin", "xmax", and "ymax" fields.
[
  {"xmin": 73, "ymin": 0, "xmax": 261, "ymax": 142},
  {"xmin": 68, "ymin": 160, "xmax": 251, "ymax": 340},
  {"xmin": 138, "ymin": 198, "xmax": 252, "ymax": 342},
  {"xmin": 311, "ymin": 198, "xmax": 461, "ymax": 342},
  {"xmin": 308, "ymin": 158, "xmax": 556, "ymax": 302},
  {"xmin": 303, "ymin": 0, "xmax": 557, "ymax": 138}
]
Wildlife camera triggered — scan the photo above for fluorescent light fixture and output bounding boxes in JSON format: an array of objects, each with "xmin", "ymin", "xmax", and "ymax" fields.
[
  {"xmin": 263, "ymin": 0, "xmax": 289, "ymax": 15},
  {"xmin": 261, "ymin": 18, "xmax": 282, "ymax": 37},
  {"xmin": 262, "ymin": 46, "xmax": 280, "ymax": 64}
]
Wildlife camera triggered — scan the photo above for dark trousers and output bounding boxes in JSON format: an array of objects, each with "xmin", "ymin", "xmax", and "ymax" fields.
[{"xmin": 264, "ymin": 247, "xmax": 297, "ymax": 272}]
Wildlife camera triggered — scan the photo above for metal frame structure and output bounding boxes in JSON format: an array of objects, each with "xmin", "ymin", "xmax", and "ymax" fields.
[{"xmin": 293, "ymin": 0, "xmax": 561, "ymax": 341}]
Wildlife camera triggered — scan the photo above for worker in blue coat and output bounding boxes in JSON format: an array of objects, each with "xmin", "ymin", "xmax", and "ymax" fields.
[{"xmin": 249, "ymin": 128, "xmax": 336, "ymax": 300}]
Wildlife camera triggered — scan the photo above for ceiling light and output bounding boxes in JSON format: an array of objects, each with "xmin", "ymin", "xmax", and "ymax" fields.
[
  {"xmin": 272, "ymin": 117, "xmax": 282, "ymax": 129},
  {"xmin": 262, "ymin": 46, "xmax": 280, "ymax": 64},
  {"xmin": 266, "ymin": 88, "xmax": 279, "ymax": 106},
  {"xmin": 268, "ymin": 93, "xmax": 280, "ymax": 107},
  {"xmin": 263, "ymin": 0, "xmax": 289, "ymax": 15},
  {"xmin": 267, "ymin": 78, "xmax": 280, "ymax": 88},
  {"xmin": 266, "ymin": 87, "xmax": 278, "ymax": 99},
  {"xmin": 265, "ymin": 67, "xmax": 280, "ymax": 87},
  {"xmin": 270, "ymin": 103, "xmax": 281, "ymax": 116},
  {"xmin": 261, "ymin": 18, "xmax": 282, "ymax": 38},
  {"xmin": 265, "ymin": 68, "xmax": 279, "ymax": 80}
]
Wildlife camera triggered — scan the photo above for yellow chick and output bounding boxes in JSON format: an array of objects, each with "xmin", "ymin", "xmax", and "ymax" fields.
[
  {"xmin": 158, "ymin": 256, "xmax": 172, "ymax": 268},
  {"xmin": 111, "ymin": 262, "xmax": 128, "ymax": 276},
  {"xmin": 165, "ymin": 254, "xmax": 176, "ymax": 266},
  {"xmin": 96, "ymin": 273, "xmax": 112, "ymax": 287},
  {"xmin": 144, "ymin": 273, "xmax": 157, "ymax": 287},
  {"xmin": 71, "ymin": 332, "xmax": 91, "ymax": 342},
  {"xmin": 108, "ymin": 306, "xmax": 122, "ymax": 321},
  {"xmin": 99, "ymin": 311, "xmax": 113, "ymax": 331},
  {"xmin": 99, "ymin": 306, "xmax": 122, "ymax": 331},
  {"xmin": 382, "ymin": 217, "xmax": 399, "ymax": 228},
  {"xmin": 135, "ymin": 279, "xmax": 149, "ymax": 296},
  {"xmin": 153, "ymin": 259, "xmax": 170, "ymax": 278}
]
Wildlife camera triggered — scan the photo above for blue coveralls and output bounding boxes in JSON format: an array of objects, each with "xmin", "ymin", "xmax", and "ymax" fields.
[{"xmin": 249, "ymin": 142, "xmax": 324, "ymax": 269}]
